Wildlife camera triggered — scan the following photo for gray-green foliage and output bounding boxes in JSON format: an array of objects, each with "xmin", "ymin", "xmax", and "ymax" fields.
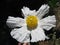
[{"xmin": 48, "ymin": 0, "xmax": 58, "ymax": 8}]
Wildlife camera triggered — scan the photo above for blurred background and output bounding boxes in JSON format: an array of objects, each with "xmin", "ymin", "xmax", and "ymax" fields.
[{"xmin": 0, "ymin": 0, "xmax": 60, "ymax": 45}]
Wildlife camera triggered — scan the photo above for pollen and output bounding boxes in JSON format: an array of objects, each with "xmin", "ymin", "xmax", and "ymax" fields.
[{"xmin": 26, "ymin": 15, "xmax": 38, "ymax": 30}]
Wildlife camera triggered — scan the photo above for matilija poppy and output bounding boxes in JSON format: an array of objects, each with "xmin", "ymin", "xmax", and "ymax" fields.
[{"xmin": 6, "ymin": 4, "xmax": 56, "ymax": 43}]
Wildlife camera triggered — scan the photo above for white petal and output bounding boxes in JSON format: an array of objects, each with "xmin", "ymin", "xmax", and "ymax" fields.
[
  {"xmin": 6, "ymin": 16, "xmax": 26, "ymax": 28},
  {"xmin": 31, "ymin": 26, "xmax": 48, "ymax": 42},
  {"xmin": 39, "ymin": 15, "xmax": 56, "ymax": 31},
  {"xmin": 36, "ymin": 4, "xmax": 50, "ymax": 19},
  {"xmin": 10, "ymin": 26, "xmax": 30, "ymax": 43},
  {"xmin": 21, "ymin": 6, "xmax": 36, "ymax": 18}
]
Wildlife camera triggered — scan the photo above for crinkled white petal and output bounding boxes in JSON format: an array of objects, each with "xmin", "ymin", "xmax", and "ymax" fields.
[
  {"xmin": 6, "ymin": 16, "xmax": 26, "ymax": 28},
  {"xmin": 39, "ymin": 15, "xmax": 56, "ymax": 31},
  {"xmin": 10, "ymin": 25, "xmax": 49, "ymax": 43},
  {"xmin": 36, "ymin": 4, "xmax": 50, "ymax": 19},
  {"xmin": 10, "ymin": 26, "xmax": 30, "ymax": 43},
  {"xmin": 21, "ymin": 6, "xmax": 36, "ymax": 18},
  {"xmin": 31, "ymin": 25, "xmax": 48, "ymax": 42}
]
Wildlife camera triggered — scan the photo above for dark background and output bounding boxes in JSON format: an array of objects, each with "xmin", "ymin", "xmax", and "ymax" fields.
[{"xmin": 0, "ymin": 0, "xmax": 53, "ymax": 45}]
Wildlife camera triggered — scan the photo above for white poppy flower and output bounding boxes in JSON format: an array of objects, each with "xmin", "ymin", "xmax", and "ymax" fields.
[{"xmin": 6, "ymin": 4, "xmax": 56, "ymax": 43}]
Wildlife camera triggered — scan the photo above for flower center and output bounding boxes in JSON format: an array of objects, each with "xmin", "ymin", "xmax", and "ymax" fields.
[{"xmin": 26, "ymin": 15, "xmax": 38, "ymax": 30}]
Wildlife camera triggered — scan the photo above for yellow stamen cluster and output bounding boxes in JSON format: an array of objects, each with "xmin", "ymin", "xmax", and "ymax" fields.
[{"xmin": 26, "ymin": 15, "xmax": 38, "ymax": 30}]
